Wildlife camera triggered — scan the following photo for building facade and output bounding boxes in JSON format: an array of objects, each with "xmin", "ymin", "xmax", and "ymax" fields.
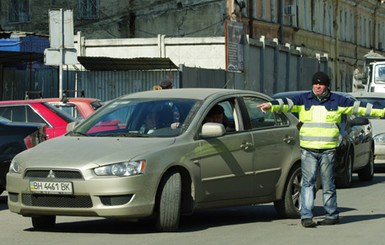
[{"xmin": 1, "ymin": 0, "xmax": 385, "ymax": 91}]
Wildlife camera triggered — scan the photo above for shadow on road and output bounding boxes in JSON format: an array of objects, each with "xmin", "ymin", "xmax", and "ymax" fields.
[
  {"xmin": 22, "ymin": 204, "xmax": 367, "ymax": 234},
  {"xmin": 0, "ymin": 195, "xmax": 8, "ymax": 211}
]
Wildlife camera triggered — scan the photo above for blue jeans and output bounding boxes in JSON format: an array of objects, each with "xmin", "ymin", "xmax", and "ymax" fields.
[{"xmin": 300, "ymin": 148, "xmax": 339, "ymax": 220}]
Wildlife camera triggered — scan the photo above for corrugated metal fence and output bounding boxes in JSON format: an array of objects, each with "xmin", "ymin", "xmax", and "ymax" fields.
[{"xmin": 1, "ymin": 42, "xmax": 328, "ymax": 101}]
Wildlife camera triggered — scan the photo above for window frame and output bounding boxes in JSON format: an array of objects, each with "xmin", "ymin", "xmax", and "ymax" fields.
[
  {"xmin": 8, "ymin": 0, "xmax": 30, "ymax": 23},
  {"xmin": 78, "ymin": 0, "xmax": 99, "ymax": 19}
]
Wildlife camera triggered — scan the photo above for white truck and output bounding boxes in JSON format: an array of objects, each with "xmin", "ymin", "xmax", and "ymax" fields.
[{"xmin": 353, "ymin": 50, "xmax": 385, "ymax": 92}]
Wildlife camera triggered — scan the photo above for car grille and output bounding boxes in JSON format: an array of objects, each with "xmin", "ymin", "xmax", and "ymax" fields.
[
  {"xmin": 22, "ymin": 194, "xmax": 92, "ymax": 208},
  {"xmin": 24, "ymin": 170, "xmax": 84, "ymax": 179}
]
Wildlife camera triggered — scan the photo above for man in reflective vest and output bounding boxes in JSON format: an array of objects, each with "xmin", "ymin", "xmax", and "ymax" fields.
[{"xmin": 257, "ymin": 71, "xmax": 385, "ymax": 228}]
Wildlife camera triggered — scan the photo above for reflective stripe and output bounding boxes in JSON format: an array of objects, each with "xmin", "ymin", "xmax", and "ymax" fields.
[
  {"xmin": 287, "ymin": 98, "xmax": 294, "ymax": 112},
  {"xmin": 301, "ymin": 122, "xmax": 338, "ymax": 128},
  {"xmin": 353, "ymin": 101, "xmax": 360, "ymax": 115},
  {"xmin": 365, "ymin": 103, "xmax": 373, "ymax": 117},
  {"xmin": 300, "ymin": 135, "xmax": 339, "ymax": 142},
  {"xmin": 276, "ymin": 98, "xmax": 284, "ymax": 112}
]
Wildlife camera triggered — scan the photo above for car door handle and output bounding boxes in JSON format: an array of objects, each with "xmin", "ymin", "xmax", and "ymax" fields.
[
  {"xmin": 240, "ymin": 142, "xmax": 253, "ymax": 150},
  {"xmin": 283, "ymin": 136, "xmax": 295, "ymax": 144}
]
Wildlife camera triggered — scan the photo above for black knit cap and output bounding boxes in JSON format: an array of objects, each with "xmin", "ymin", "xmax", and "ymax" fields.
[
  {"xmin": 160, "ymin": 79, "xmax": 172, "ymax": 89},
  {"xmin": 312, "ymin": 71, "xmax": 330, "ymax": 87}
]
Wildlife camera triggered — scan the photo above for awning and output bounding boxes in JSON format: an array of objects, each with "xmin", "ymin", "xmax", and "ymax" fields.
[
  {"xmin": 78, "ymin": 56, "xmax": 178, "ymax": 71},
  {"xmin": 0, "ymin": 50, "xmax": 44, "ymax": 66}
]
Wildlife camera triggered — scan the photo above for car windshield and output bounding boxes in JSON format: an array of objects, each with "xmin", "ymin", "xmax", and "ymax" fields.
[{"xmin": 71, "ymin": 98, "xmax": 200, "ymax": 137}]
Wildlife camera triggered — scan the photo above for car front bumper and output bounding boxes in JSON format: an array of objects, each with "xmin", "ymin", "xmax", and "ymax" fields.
[
  {"xmin": 6, "ymin": 171, "xmax": 156, "ymax": 219},
  {"xmin": 374, "ymin": 143, "xmax": 385, "ymax": 163}
]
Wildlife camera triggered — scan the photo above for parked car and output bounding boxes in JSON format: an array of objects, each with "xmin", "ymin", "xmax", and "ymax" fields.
[
  {"xmin": 35, "ymin": 97, "xmax": 102, "ymax": 120},
  {"xmin": 350, "ymin": 92, "xmax": 385, "ymax": 164},
  {"xmin": 0, "ymin": 116, "xmax": 46, "ymax": 194},
  {"xmin": 273, "ymin": 91, "xmax": 374, "ymax": 188},
  {"xmin": 0, "ymin": 100, "xmax": 77, "ymax": 139},
  {"xmin": 8, "ymin": 88, "xmax": 306, "ymax": 231}
]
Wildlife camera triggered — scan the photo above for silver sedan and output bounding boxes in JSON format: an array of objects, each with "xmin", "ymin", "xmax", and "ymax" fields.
[{"xmin": 7, "ymin": 88, "xmax": 303, "ymax": 232}]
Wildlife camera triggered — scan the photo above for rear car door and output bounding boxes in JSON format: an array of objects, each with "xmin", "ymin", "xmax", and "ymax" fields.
[
  {"xmin": 346, "ymin": 114, "xmax": 373, "ymax": 169},
  {"xmin": 242, "ymin": 96, "xmax": 299, "ymax": 197}
]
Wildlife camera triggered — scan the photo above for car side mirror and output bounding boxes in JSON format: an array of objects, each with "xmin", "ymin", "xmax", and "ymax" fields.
[{"xmin": 201, "ymin": 123, "xmax": 226, "ymax": 138}]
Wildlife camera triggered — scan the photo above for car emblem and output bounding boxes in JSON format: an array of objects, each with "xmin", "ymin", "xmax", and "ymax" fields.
[{"xmin": 47, "ymin": 170, "xmax": 56, "ymax": 178}]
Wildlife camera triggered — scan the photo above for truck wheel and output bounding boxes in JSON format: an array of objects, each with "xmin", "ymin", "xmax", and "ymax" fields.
[
  {"xmin": 274, "ymin": 164, "xmax": 302, "ymax": 218},
  {"xmin": 32, "ymin": 215, "xmax": 56, "ymax": 229},
  {"xmin": 358, "ymin": 149, "xmax": 374, "ymax": 181},
  {"xmin": 156, "ymin": 171, "xmax": 182, "ymax": 232}
]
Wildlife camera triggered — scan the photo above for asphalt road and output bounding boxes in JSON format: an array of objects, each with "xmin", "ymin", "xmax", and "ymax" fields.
[{"xmin": 1, "ymin": 168, "xmax": 385, "ymax": 245}]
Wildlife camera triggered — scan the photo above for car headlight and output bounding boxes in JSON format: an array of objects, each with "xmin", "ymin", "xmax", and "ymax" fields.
[
  {"xmin": 94, "ymin": 160, "xmax": 146, "ymax": 177},
  {"xmin": 9, "ymin": 158, "xmax": 23, "ymax": 174},
  {"xmin": 374, "ymin": 133, "xmax": 385, "ymax": 143}
]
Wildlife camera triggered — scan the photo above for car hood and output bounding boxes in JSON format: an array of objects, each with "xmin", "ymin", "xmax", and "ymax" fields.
[
  {"xmin": 369, "ymin": 119, "xmax": 385, "ymax": 135},
  {"xmin": 17, "ymin": 136, "xmax": 176, "ymax": 168}
]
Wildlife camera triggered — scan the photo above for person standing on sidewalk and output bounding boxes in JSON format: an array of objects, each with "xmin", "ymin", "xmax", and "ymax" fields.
[{"xmin": 257, "ymin": 71, "xmax": 385, "ymax": 227}]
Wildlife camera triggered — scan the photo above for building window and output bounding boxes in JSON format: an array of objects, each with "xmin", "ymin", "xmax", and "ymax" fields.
[
  {"xmin": 8, "ymin": 0, "xmax": 30, "ymax": 23},
  {"xmin": 79, "ymin": 0, "xmax": 99, "ymax": 19}
]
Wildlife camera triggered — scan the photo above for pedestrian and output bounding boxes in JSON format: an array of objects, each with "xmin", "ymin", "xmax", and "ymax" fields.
[
  {"xmin": 159, "ymin": 79, "xmax": 173, "ymax": 89},
  {"xmin": 257, "ymin": 71, "xmax": 385, "ymax": 228}
]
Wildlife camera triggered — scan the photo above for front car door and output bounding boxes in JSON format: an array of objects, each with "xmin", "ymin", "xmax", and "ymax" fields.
[{"xmin": 197, "ymin": 98, "xmax": 255, "ymax": 203}]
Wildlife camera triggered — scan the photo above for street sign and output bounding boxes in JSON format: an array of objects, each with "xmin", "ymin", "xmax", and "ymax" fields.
[
  {"xmin": 49, "ymin": 9, "xmax": 74, "ymax": 48},
  {"xmin": 44, "ymin": 48, "xmax": 77, "ymax": 65}
]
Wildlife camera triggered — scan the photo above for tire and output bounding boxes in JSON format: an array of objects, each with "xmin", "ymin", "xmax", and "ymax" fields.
[
  {"xmin": 274, "ymin": 164, "xmax": 302, "ymax": 218},
  {"xmin": 335, "ymin": 153, "xmax": 353, "ymax": 188},
  {"xmin": 32, "ymin": 216, "xmax": 56, "ymax": 229},
  {"xmin": 358, "ymin": 149, "xmax": 374, "ymax": 181},
  {"xmin": 156, "ymin": 171, "xmax": 182, "ymax": 232}
]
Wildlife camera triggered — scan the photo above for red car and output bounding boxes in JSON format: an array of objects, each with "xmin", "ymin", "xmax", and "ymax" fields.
[
  {"xmin": 0, "ymin": 100, "xmax": 76, "ymax": 139},
  {"xmin": 35, "ymin": 97, "xmax": 102, "ymax": 120}
]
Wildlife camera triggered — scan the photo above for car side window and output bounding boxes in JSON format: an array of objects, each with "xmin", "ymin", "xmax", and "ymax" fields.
[
  {"xmin": 0, "ymin": 106, "xmax": 26, "ymax": 122},
  {"xmin": 26, "ymin": 106, "xmax": 46, "ymax": 124},
  {"xmin": 243, "ymin": 97, "xmax": 289, "ymax": 129}
]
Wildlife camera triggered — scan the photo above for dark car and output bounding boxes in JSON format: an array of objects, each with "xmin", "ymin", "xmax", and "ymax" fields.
[
  {"xmin": 273, "ymin": 91, "xmax": 374, "ymax": 188},
  {"xmin": 0, "ymin": 100, "xmax": 76, "ymax": 139},
  {"xmin": 0, "ymin": 116, "xmax": 46, "ymax": 194}
]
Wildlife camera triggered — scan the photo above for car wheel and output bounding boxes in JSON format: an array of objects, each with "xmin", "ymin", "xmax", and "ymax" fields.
[
  {"xmin": 335, "ymin": 153, "xmax": 353, "ymax": 188},
  {"xmin": 156, "ymin": 171, "xmax": 182, "ymax": 232},
  {"xmin": 32, "ymin": 215, "xmax": 56, "ymax": 229},
  {"xmin": 274, "ymin": 164, "xmax": 301, "ymax": 218},
  {"xmin": 358, "ymin": 149, "xmax": 374, "ymax": 181}
]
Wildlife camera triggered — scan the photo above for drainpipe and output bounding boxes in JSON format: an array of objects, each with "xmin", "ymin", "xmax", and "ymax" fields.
[
  {"xmin": 279, "ymin": 0, "xmax": 283, "ymax": 44},
  {"xmin": 333, "ymin": 0, "xmax": 340, "ymax": 90}
]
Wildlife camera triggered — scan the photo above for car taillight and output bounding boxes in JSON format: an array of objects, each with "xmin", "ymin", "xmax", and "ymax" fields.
[
  {"xmin": 24, "ymin": 131, "xmax": 39, "ymax": 149},
  {"xmin": 24, "ymin": 127, "xmax": 46, "ymax": 149}
]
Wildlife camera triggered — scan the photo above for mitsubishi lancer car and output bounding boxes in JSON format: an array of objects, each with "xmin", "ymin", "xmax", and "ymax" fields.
[{"xmin": 7, "ymin": 88, "xmax": 305, "ymax": 232}]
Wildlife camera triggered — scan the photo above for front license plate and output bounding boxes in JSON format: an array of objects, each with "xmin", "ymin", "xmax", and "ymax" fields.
[{"xmin": 30, "ymin": 181, "xmax": 73, "ymax": 194}]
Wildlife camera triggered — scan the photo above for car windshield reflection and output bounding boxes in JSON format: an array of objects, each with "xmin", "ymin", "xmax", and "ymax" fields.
[{"xmin": 72, "ymin": 99, "xmax": 200, "ymax": 137}]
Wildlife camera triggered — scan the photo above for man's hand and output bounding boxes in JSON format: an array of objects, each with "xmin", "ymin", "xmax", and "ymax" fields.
[{"xmin": 257, "ymin": 103, "xmax": 271, "ymax": 114}]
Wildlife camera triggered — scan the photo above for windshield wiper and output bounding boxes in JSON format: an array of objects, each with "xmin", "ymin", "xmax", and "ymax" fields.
[
  {"xmin": 97, "ymin": 132, "xmax": 149, "ymax": 137},
  {"xmin": 70, "ymin": 131, "xmax": 89, "ymax": 137}
]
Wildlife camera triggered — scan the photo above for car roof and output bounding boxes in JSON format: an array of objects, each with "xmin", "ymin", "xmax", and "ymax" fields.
[
  {"xmin": 119, "ymin": 88, "xmax": 270, "ymax": 101},
  {"xmin": 273, "ymin": 90, "xmax": 356, "ymax": 100},
  {"xmin": 35, "ymin": 98, "xmax": 100, "ymax": 103},
  {"xmin": 349, "ymin": 92, "xmax": 385, "ymax": 98},
  {"xmin": 0, "ymin": 100, "xmax": 49, "ymax": 104}
]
